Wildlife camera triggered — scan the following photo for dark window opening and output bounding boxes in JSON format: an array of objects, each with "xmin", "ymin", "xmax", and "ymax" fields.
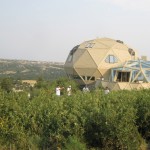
[
  {"xmin": 67, "ymin": 45, "xmax": 79, "ymax": 62},
  {"xmin": 85, "ymin": 43, "xmax": 95, "ymax": 48},
  {"xmin": 128, "ymin": 48, "xmax": 135, "ymax": 56},
  {"xmin": 116, "ymin": 72, "xmax": 130, "ymax": 82},
  {"xmin": 72, "ymin": 75, "xmax": 95, "ymax": 81},
  {"xmin": 90, "ymin": 76, "xmax": 95, "ymax": 81},
  {"xmin": 82, "ymin": 76, "xmax": 86, "ymax": 80},
  {"xmin": 70, "ymin": 45, "xmax": 79, "ymax": 55},
  {"xmin": 67, "ymin": 55, "xmax": 73, "ymax": 62},
  {"xmin": 87, "ymin": 76, "xmax": 95, "ymax": 81},
  {"xmin": 116, "ymin": 40, "xmax": 124, "ymax": 44}
]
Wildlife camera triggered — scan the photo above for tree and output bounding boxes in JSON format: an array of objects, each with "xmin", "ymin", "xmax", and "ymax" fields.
[{"xmin": 0, "ymin": 78, "xmax": 13, "ymax": 92}]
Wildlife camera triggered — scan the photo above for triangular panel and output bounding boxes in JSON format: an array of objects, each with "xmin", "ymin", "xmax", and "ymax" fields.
[
  {"xmin": 88, "ymin": 48, "xmax": 109, "ymax": 66},
  {"xmin": 99, "ymin": 39, "xmax": 116, "ymax": 48},
  {"xmin": 74, "ymin": 51, "xmax": 97, "ymax": 68},
  {"xmin": 118, "ymin": 83, "xmax": 127, "ymax": 90},
  {"xmin": 124, "ymin": 84, "xmax": 132, "ymax": 90},
  {"xmin": 130, "ymin": 83, "xmax": 139, "ymax": 89},
  {"xmin": 99, "ymin": 69, "xmax": 110, "ymax": 80},
  {"xmin": 64, "ymin": 54, "xmax": 74, "ymax": 67},
  {"xmin": 113, "ymin": 49, "xmax": 131, "ymax": 63},
  {"xmin": 74, "ymin": 68, "xmax": 96, "ymax": 76},
  {"xmin": 73, "ymin": 48, "xmax": 86, "ymax": 63},
  {"xmin": 93, "ymin": 42, "xmax": 109, "ymax": 49},
  {"xmin": 92, "ymin": 69, "xmax": 102, "ymax": 79},
  {"xmin": 98, "ymin": 50, "xmax": 121, "ymax": 69}
]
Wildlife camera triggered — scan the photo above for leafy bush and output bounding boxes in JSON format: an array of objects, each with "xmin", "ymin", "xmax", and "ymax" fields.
[
  {"xmin": 63, "ymin": 136, "xmax": 86, "ymax": 150},
  {"xmin": 0, "ymin": 79, "xmax": 150, "ymax": 149},
  {"xmin": 134, "ymin": 89, "xmax": 150, "ymax": 141}
]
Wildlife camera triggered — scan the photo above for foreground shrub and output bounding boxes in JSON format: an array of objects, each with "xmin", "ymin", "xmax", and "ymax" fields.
[
  {"xmin": 84, "ymin": 90, "xmax": 142, "ymax": 150},
  {"xmin": 134, "ymin": 89, "xmax": 150, "ymax": 141},
  {"xmin": 0, "ymin": 85, "xmax": 150, "ymax": 149},
  {"xmin": 63, "ymin": 136, "xmax": 86, "ymax": 150}
]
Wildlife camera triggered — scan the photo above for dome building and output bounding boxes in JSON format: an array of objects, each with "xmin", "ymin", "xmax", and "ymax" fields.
[{"xmin": 64, "ymin": 38, "xmax": 150, "ymax": 90}]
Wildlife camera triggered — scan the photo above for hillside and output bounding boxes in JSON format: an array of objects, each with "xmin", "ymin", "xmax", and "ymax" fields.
[{"xmin": 0, "ymin": 58, "xmax": 66, "ymax": 80}]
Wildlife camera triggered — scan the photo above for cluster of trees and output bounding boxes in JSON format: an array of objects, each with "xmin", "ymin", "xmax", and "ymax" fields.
[{"xmin": 0, "ymin": 77, "xmax": 150, "ymax": 149}]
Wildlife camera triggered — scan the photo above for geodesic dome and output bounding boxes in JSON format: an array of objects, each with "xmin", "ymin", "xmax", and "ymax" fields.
[{"xmin": 64, "ymin": 38, "xmax": 138, "ymax": 85}]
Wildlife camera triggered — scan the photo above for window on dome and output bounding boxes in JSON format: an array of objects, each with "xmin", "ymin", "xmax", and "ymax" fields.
[
  {"xmin": 128, "ymin": 48, "xmax": 135, "ymax": 56},
  {"xmin": 67, "ymin": 45, "xmax": 79, "ymax": 62},
  {"xmin": 105, "ymin": 55, "xmax": 118, "ymax": 63},
  {"xmin": 85, "ymin": 43, "xmax": 95, "ymax": 48},
  {"xmin": 67, "ymin": 55, "xmax": 73, "ymax": 62}
]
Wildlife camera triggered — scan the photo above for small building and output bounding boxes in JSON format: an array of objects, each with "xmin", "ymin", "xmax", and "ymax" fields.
[{"xmin": 64, "ymin": 38, "xmax": 150, "ymax": 90}]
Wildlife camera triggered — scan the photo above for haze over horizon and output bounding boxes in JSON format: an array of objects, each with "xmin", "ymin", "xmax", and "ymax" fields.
[{"xmin": 0, "ymin": 0, "xmax": 150, "ymax": 62}]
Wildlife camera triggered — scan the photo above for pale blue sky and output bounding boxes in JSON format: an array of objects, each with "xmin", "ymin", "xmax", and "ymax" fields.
[{"xmin": 0, "ymin": 0, "xmax": 150, "ymax": 62}]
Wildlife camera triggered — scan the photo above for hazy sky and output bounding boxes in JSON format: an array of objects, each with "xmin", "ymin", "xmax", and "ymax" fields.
[{"xmin": 0, "ymin": 0, "xmax": 150, "ymax": 62}]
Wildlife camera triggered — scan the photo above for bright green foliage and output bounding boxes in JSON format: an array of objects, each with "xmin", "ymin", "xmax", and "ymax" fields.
[{"xmin": 0, "ymin": 79, "xmax": 150, "ymax": 149}]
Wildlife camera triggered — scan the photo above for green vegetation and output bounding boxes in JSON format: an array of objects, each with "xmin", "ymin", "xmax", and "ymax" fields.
[
  {"xmin": 0, "ymin": 77, "xmax": 150, "ymax": 149},
  {"xmin": 0, "ymin": 59, "xmax": 66, "ymax": 80}
]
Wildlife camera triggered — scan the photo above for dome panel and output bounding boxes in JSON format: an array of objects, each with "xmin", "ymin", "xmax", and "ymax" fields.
[
  {"xmin": 74, "ymin": 68, "xmax": 98, "ymax": 85},
  {"xmin": 124, "ymin": 84, "xmax": 132, "ymax": 90},
  {"xmin": 65, "ymin": 54, "xmax": 74, "ymax": 67},
  {"xmin": 112, "ymin": 49, "xmax": 132, "ymax": 62},
  {"xmin": 112, "ymin": 43, "xmax": 128, "ymax": 50},
  {"xmin": 98, "ymin": 50, "xmax": 121, "ymax": 69},
  {"xmin": 130, "ymin": 83, "xmax": 139, "ymax": 89},
  {"xmin": 98, "ymin": 69, "xmax": 110, "ymax": 80},
  {"xmin": 74, "ymin": 68, "xmax": 97, "ymax": 76},
  {"xmin": 74, "ymin": 51, "xmax": 97, "ymax": 68},
  {"xmin": 118, "ymin": 83, "xmax": 127, "ymax": 90},
  {"xmin": 73, "ymin": 48, "xmax": 86, "ymax": 63},
  {"xmin": 92, "ymin": 69, "xmax": 102, "ymax": 79},
  {"xmin": 88, "ymin": 48, "xmax": 109, "ymax": 66},
  {"xmin": 92, "ymin": 42, "xmax": 109, "ymax": 49},
  {"xmin": 99, "ymin": 39, "xmax": 117, "ymax": 47}
]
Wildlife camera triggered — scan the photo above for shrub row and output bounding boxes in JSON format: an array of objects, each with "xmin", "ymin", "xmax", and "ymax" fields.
[{"xmin": 0, "ymin": 87, "xmax": 150, "ymax": 149}]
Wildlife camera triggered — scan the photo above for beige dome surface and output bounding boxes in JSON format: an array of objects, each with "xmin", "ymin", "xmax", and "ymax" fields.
[{"xmin": 64, "ymin": 38, "xmax": 138, "ymax": 85}]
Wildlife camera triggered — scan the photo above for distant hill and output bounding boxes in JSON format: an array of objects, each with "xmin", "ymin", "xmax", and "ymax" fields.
[{"xmin": 0, "ymin": 59, "xmax": 66, "ymax": 80}]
